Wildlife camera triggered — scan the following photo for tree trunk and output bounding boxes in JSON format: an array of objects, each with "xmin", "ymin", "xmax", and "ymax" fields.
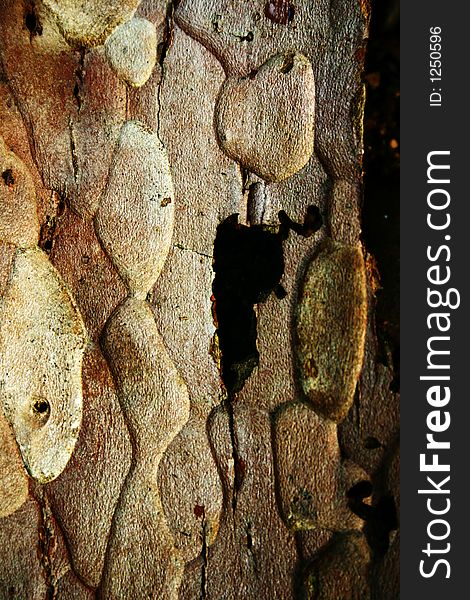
[{"xmin": 0, "ymin": 1, "xmax": 398, "ymax": 598}]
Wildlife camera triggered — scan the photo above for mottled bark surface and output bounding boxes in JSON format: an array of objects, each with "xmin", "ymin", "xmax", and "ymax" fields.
[{"xmin": 0, "ymin": 1, "xmax": 399, "ymax": 598}]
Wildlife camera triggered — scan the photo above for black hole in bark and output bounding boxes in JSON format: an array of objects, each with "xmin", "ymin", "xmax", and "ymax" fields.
[
  {"xmin": 242, "ymin": 31, "xmax": 254, "ymax": 42},
  {"xmin": 2, "ymin": 169, "xmax": 14, "ymax": 186},
  {"xmin": 33, "ymin": 398, "xmax": 50, "ymax": 416},
  {"xmin": 246, "ymin": 522, "xmax": 253, "ymax": 549},
  {"xmin": 279, "ymin": 205, "xmax": 322, "ymax": 237},
  {"xmin": 347, "ymin": 480, "xmax": 373, "ymax": 500},
  {"xmin": 274, "ymin": 284, "xmax": 287, "ymax": 299},
  {"xmin": 24, "ymin": 4, "xmax": 43, "ymax": 37},
  {"xmin": 348, "ymin": 483, "xmax": 398, "ymax": 557},
  {"xmin": 57, "ymin": 197, "xmax": 66, "ymax": 216},
  {"xmin": 212, "ymin": 214, "xmax": 285, "ymax": 395},
  {"xmin": 364, "ymin": 495, "xmax": 398, "ymax": 556},
  {"xmin": 212, "ymin": 207, "xmax": 321, "ymax": 396},
  {"xmin": 364, "ymin": 435, "xmax": 382, "ymax": 449},
  {"xmin": 156, "ymin": 42, "xmax": 165, "ymax": 64}
]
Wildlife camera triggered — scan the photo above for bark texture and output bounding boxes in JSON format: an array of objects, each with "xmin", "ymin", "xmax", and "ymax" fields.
[{"xmin": 0, "ymin": 1, "xmax": 399, "ymax": 598}]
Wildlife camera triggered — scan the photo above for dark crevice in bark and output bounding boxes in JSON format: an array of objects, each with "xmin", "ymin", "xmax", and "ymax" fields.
[
  {"xmin": 158, "ymin": 2, "xmax": 176, "ymax": 68},
  {"xmin": 69, "ymin": 50, "xmax": 85, "ymax": 188},
  {"xmin": 347, "ymin": 480, "xmax": 398, "ymax": 557},
  {"xmin": 279, "ymin": 206, "xmax": 323, "ymax": 238},
  {"xmin": 173, "ymin": 243, "xmax": 212, "ymax": 259},
  {"xmin": 24, "ymin": 1, "xmax": 43, "ymax": 41},
  {"xmin": 245, "ymin": 521, "xmax": 259, "ymax": 575},
  {"xmin": 38, "ymin": 191, "xmax": 66, "ymax": 255},
  {"xmin": 34, "ymin": 487, "xmax": 56, "ymax": 600},
  {"xmin": 212, "ymin": 214, "xmax": 284, "ymax": 395},
  {"xmin": 226, "ymin": 398, "xmax": 244, "ymax": 513},
  {"xmin": 232, "ymin": 31, "xmax": 254, "ymax": 43},
  {"xmin": 2, "ymin": 168, "xmax": 15, "ymax": 187},
  {"xmin": 292, "ymin": 533, "xmax": 306, "ymax": 600},
  {"xmin": 240, "ymin": 167, "xmax": 250, "ymax": 221},
  {"xmin": 363, "ymin": 436, "xmax": 382, "ymax": 450},
  {"xmin": 68, "ymin": 120, "xmax": 79, "ymax": 184},
  {"xmin": 156, "ymin": 1, "xmax": 176, "ymax": 138},
  {"xmin": 211, "ymin": 208, "xmax": 321, "ymax": 396},
  {"xmin": 73, "ymin": 50, "xmax": 86, "ymax": 113}
]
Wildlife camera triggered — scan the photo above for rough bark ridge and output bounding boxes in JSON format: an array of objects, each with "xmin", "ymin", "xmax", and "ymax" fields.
[{"xmin": 0, "ymin": 1, "xmax": 399, "ymax": 598}]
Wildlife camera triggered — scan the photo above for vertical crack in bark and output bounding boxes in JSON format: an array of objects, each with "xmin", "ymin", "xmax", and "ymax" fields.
[
  {"xmin": 68, "ymin": 119, "xmax": 79, "ymax": 185},
  {"xmin": 245, "ymin": 521, "xmax": 259, "ymax": 575},
  {"xmin": 73, "ymin": 50, "xmax": 86, "ymax": 113},
  {"xmin": 69, "ymin": 50, "xmax": 85, "ymax": 190},
  {"xmin": 38, "ymin": 190, "xmax": 66, "ymax": 255},
  {"xmin": 156, "ymin": 1, "xmax": 176, "ymax": 139},
  {"xmin": 227, "ymin": 397, "xmax": 244, "ymax": 513},
  {"xmin": 35, "ymin": 487, "xmax": 57, "ymax": 600}
]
